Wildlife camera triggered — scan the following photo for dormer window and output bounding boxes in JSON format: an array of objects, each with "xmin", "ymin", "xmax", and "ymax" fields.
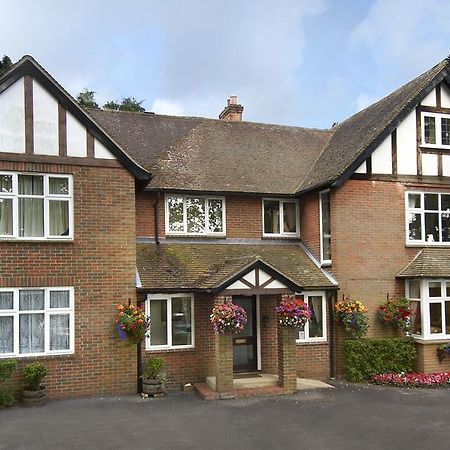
[
  {"xmin": 165, "ymin": 195, "xmax": 225, "ymax": 236},
  {"xmin": 421, "ymin": 112, "xmax": 450, "ymax": 148},
  {"xmin": 262, "ymin": 199, "xmax": 299, "ymax": 237}
]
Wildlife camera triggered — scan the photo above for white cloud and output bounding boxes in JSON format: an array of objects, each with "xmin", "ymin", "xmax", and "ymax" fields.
[{"xmin": 150, "ymin": 98, "xmax": 185, "ymax": 116}]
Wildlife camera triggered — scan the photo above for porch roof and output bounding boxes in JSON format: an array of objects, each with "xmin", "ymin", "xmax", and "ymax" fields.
[
  {"xmin": 397, "ymin": 248, "xmax": 450, "ymax": 278},
  {"xmin": 136, "ymin": 242, "xmax": 337, "ymax": 292}
]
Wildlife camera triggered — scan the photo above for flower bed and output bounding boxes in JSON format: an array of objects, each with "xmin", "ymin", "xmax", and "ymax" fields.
[
  {"xmin": 210, "ymin": 302, "xmax": 248, "ymax": 334},
  {"xmin": 276, "ymin": 297, "xmax": 312, "ymax": 327},
  {"xmin": 371, "ymin": 372, "xmax": 450, "ymax": 388}
]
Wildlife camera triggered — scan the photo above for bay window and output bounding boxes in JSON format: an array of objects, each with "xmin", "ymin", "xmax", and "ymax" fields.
[
  {"xmin": 296, "ymin": 292, "xmax": 326, "ymax": 342},
  {"xmin": 0, "ymin": 172, "xmax": 73, "ymax": 239},
  {"xmin": 406, "ymin": 192, "xmax": 450, "ymax": 244},
  {"xmin": 0, "ymin": 287, "xmax": 74, "ymax": 357},
  {"xmin": 421, "ymin": 112, "xmax": 450, "ymax": 148},
  {"xmin": 145, "ymin": 294, "xmax": 194, "ymax": 349},
  {"xmin": 263, "ymin": 199, "xmax": 299, "ymax": 237},
  {"xmin": 166, "ymin": 195, "xmax": 225, "ymax": 235}
]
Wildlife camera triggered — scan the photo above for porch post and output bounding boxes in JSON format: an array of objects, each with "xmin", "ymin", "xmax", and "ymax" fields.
[
  {"xmin": 214, "ymin": 295, "xmax": 234, "ymax": 393},
  {"xmin": 277, "ymin": 295, "xmax": 297, "ymax": 393}
]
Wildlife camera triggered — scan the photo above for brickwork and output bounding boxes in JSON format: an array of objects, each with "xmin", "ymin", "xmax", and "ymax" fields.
[
  {"xmin": 0, "ymin": 160, "xmax": 137, "ymax": 399},
  {"xmin": 415, "ymin": 342, "xmax": 450, "ymax": 373},
  {"xmin": 299, "ymin": 190, "xmax": 320, "ymax": 260},
  {"xmin": 260, "ymin": 295, "xmax": 278, "ymax": 373},
  {"xmin": 135, "ymin": 191, "xmax": 165, "ymax": 238},
  {"xmin": 277, "ymin": 324, "xmax": 297, "ymax": 392}
]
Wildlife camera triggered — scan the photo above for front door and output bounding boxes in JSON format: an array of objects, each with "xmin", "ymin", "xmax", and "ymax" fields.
[{"xmin": 232, "ymin": 295, "xmax": 257, "ymax": 373}]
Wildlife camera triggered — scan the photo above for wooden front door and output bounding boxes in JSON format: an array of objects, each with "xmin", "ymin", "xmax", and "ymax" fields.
[{"xmin": 232, "ymin": 295, "xmax": 257, "ymax": 372}]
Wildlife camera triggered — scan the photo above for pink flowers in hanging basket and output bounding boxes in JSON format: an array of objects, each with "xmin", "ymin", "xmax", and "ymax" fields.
[
  {"xmin": 276, "ymin": 297, "xmax": 312, "ymax": 328},
  {"xmin": 210, "ymin": 302, "xmax": 248, "ymax": 334}
]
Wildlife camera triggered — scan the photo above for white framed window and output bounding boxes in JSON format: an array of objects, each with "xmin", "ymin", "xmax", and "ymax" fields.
[
  {"xmin": 296, "ymin": 291, "xmax": 327, "ymax": 343},
  {"xmin": 406, "ymin": 191, "xmax": 450, "ymax": 245},
  {"xmin": 262, "ymin": 198, "xmax": 299, "ymax": 237},
  {"xmin": 145, "ymin": 294, "xmax": 194, "ymax": 349},
  {"xmin": 421, "ymin": 112, "xmax": 450, "ymax": 148},
  {"xmin": 319, "ymin": 190, "xmax": 331, "ymax": 264},
  {"xmin": 0, "ymin": 287, "xmax": 74, "ymax": 357},
  {"xmin": 0, "ymin": 172, "xmax": 73, "ymax": 240},
  {"xmin": 165, "ymin": 195, "xmax": 225, "ymax": 236},
  {"xmin": 407, "ymin": 279, "xmax": 450, "ymax": 340}
]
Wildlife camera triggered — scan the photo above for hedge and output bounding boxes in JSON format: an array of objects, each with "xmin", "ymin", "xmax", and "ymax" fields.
[{"xmin": 343, "ymin": 337, "xmax": 416, "ymax": 382}]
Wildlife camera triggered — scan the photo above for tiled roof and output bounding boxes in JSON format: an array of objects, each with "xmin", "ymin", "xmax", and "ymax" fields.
[
  {"xmin": 136, "ymin": 243, "xmax": 337, "ymax": 291},
  {"xmin": 397, "ymin": 248, "xmax": 450, "ymax": 278}
]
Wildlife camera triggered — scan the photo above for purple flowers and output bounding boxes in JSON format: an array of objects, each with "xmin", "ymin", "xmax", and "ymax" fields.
[
  {"xmin": 276, "ymin": 296, "xmax": 312, "ymax": 328},
  {"xmin": 210, "ymin": 302, "xmax": 248, "ymax": 334}
]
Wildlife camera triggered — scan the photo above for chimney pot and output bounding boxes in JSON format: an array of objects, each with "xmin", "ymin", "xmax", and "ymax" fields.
[{"xmin": 219, "ymin": 95, "xmax": 243, "ymax": 121}]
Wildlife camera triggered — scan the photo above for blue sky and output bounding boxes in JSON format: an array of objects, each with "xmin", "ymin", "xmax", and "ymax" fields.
[{"xmin": 2, "ymin": 0, "xmax": 450, "ymax": 128}]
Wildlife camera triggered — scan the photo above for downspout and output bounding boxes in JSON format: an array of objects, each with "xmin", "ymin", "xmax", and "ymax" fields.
[
  {"xmin": 137, "ymin": 296, "xmax": 146, "ymax": 394},
  {"xmin": 329, "ymin": 290, "xmax": 337, "ymax": 379},
  {"xmin": 154, "ymin": 191, "xmax": 161, "ymax": 245}
]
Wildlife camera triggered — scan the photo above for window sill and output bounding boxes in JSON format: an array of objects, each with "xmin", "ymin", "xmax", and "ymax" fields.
[
  {"xmin": 0, "ymin": 238, "xmax": 74, "ymax": 243},
  {"xmin": 165, "ymin": 235, "xmax": 226, "ymax": 240},
  {"xmin": 0, "ymin": 351, "xmax": 75, "ymax": 360},
  {"xmin": 145, "ymin": 346, "xmax": 195, "ymax": 353},
  {"xmin": 412, "ymin": 337, "xmax": 450, "ymax": 345},
  {"xmin": 262, "ymin": 235, "xmax": 300, "ymax": 240},
  {"xmin": 405, "ymin": 242, "xmax": 450, "ymax": 247},
  {"xmin": 296, "ymin": 339, "xmax": 328, "ymax": 346}
]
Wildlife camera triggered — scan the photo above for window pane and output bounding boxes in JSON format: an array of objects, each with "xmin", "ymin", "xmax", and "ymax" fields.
[
  {"xmin": 186, "ymin": 197, "xmax": 205, "ymax": 233},
  {"xmin": 447, "ymin": 282, "xmax": 450, "ymax": 297},
  {"xmin": 0, "ymin": 316, "xmax": 13, "ymax": 353},
  {"xmin": 167, "ymin": 197, "xmax": 184, "ymax": 232},
  {"xmin": 429, "ymin": 303, "xmax": 442, "ymax": 334},
  {"xmin": 171, "ymin": 297, "xmax": 192, "ymax": 346},
  {"xmin": 442, "ymin": 118, "xmax": 450, "ymax": 146},
  {"xmin": 424, "ymin": 194, "xmax": 439, "ymax": 210},
  {"xmin": 208, "ymin": 199, "xmax": 223, "ymax": 233},
  {"xmin": 149, "ymin": 300, "xmax": 167, "ymax": 345},
  {"xmin": 0, "ymin": 198, "xmax": 13, "ymax": 235},
  {"xmin": 429, "ymin": 282, "xmax": 442, "ymax": 297},
  {"xmin": 0, "ymin": 292, "xmax": 13, "ymax": 310},
  {"xmin": 408, "ymin": 213, "xmax": 422, "ymax": 241},
  {"xmin": 50, "ymin": 290, "xmax": 70, "ymax": 308},
  {"xmin": 442, "ymin": 194, "xmax": 450, "ymax": 211},
  {"xmin": 424, "ymin": 116, "xmax": 436, "ymax": 144},
  {"xmin": 19, "ymin": 313, "xmax": 45, "ymax": 354},
  {"xmin": 19, "ymin": 290, "xmax": 45, "ymax": 310},
  {"xmin": 410, "ymin": 301, "xmax": 422, "ymax": 335},
  {"xmin": 442, "ymin": 212, "xmax": 450, "ymax": 242},
  {"xmin": 321, "ymin": 192, "xmax": 331, "ymax": 260},
  {"xmin": 0, "ymin": 175, "xmax": 12, "ymax": 193},
  {"xmin": 297, "ymin": 325, "xmax": 305, "ymax": 340},
  {"xmin": 49, "ymin": 200, "xmax": 69, "ymax": 236},
  {"xmin": 322, "ymin": 236, "xmax": 331, "ymax": 261},
  {"xmin": 264, "ymin": 201, "xmax": 280, "ymax": 234},
  {"xmin": 308, "ymin": 296, "xmax": 324, "ymax": 338},
  {"xmin": 409, "ymin": 280, "xmax": 421, "ymax": 299},
  {"xmin": 50, "ymin": 314, "xmax": 70, "ymax": 351},
  {"xmin": 446, "ymin": 302, "xmax": 450, "ymax": 335},
  {"xmin": 49, "ymin": 177, "xmax": 69, "ymax": 195},
  {"xmin": 19, "ymin": 198, "xmax": 44, "ymax": 237},
  {"xmin": 283, "ymin": 202, "xmax": 297, "ymax": 233},
  {"xmin": 18, "ymin": 175, "xmax": 43, "ymax": 195},
  {"xmin": 408, "ymin": 193, "xmax": 421, "ymax": 209},
  {"xmin": 425, "ymin": 212, "xmax": 439, "ymax": 242}
]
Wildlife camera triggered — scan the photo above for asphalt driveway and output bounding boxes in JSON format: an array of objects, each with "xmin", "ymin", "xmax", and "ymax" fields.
[{"xmin": 1, "ymin": 382, "xmax": 449, "ymax": 450}]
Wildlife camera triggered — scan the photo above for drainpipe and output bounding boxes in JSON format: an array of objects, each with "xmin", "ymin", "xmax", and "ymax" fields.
[
  {"xmin": 154, "ymin": 191, "xmax": 161, "ymax": 245},
  {"xmin": 329, "ymin": 290, "xmax": 337, "ymax": 379},
  {"xmin": 137, "ymin": 296, "xmax": 145, "ymax": 394}
]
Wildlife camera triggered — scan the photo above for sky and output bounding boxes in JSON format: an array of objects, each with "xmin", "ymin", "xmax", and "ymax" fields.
[{"xmin": 1, "ymin": 0, "xmax": 450, "ymax": 129}]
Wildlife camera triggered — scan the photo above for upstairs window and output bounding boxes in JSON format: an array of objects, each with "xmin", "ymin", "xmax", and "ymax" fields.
[
  {"xmin": 406, "ymin": 192, "xmax": 450, "ymax": 244},
  {"xmin": 320, "ymin": 190, "xmax": 331, "ymax": 264},
  {"xmin": 263, "ymin": 199, "xmax": 299, "ymax": 237},
  {"xmin": 421, "ymin": 112, "xmax": 450, "ymax": 148},
  {"xmin": 166, "ymin": 195, "xmax": 225, "ymax": 236},
  {"xmin": 0, "ymin": 172, "xmax": 73, "ymax": 240}
]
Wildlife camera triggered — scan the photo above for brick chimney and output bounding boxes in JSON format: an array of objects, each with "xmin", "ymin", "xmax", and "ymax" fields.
[{"xmin": 219, "ymin": 95, "xmax": 244, "ymax": 121}]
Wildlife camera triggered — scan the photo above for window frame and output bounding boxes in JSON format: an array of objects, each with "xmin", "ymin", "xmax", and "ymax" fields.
[
  {"xmin": 262, "ymin": 198, "xmax": 300, "ymax": 238},
  {"xmin": 0, "ymin": 286, "xmax": 75, "ymax": 358},
  {"xmin": 165, "ymin": 194, "xmax": 226, "ymax": 237},
  {"xmin": 0, "ymin": 171, "xmax": 73, "ymax": 241},
  {"xmin": 405, "ymin": 191, "xmax": 450, "ymax": 246},
  {"xmin": 295, "ymin": 291, "xmax": 327, "ymax": 343},
  {"xmin": 319, "ymin": 189, "xmax": 332, "ymax": 265},
  {"xmin": 421, "ymin": 112, "xmax": 450, "ymax": 148},
  {"xmin": 407, "ymin": 279, "xmax": 450, "ymax": 340},
  {"xmin": 145, "ymin": 293, "xmax": 195, "ymax": 350}
]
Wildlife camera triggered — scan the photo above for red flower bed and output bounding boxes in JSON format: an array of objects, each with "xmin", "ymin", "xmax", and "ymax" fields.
[{"xmin": 371, "ymin": 372, "xmax": 450, "ymax": 387}]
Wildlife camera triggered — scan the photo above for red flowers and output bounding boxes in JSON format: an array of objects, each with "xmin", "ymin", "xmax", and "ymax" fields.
[
  {"xmin": 116, "ymin": 303, "xmax": 150, "ymax": 344},
  {"xmin": 210, "ymin": 302, "xmax": 248, "ymax": 334},
  {"xmin": 276, "ymin": 297, "xmax": 312, "ymax": 328},
  {"xmin": 372, "ymin": 372, "xmax": 450, "ymax": 387},
  {"xmin": 378, "ymin": 298, "xmax": 411, "ymax": 334}
]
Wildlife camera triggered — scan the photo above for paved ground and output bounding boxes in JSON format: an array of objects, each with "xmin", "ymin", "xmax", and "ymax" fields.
[{"xmin": 1, "ymin": 382, "xmax": 450, "ymax": 449}]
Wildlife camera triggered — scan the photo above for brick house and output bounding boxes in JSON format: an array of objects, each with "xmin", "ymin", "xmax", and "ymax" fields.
[{"xmin": 0, "ymin": 55, "xmax": 449, "ymax": 398}]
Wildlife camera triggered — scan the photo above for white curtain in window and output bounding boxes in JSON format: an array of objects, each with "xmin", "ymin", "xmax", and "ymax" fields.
[
  {"xmin": 0, "ymin": 316, "xmax": 13, "ymax": 353},
  {"xmin": 50, "ymin": 290, "xmax": 70, "ymax": 308},
  {"xmin": 0, "ymin": 292, "xmax": 13, "ymax": 309},
  {"xmin": 0, "ymin": 198, "xmax": 12, "ymax": 235},
  {"xmin": 309, "ymin": 296, "xmax": 323, "ymax": 337},
  {"xmin": 50, "ymin": 314, "xmax": 70, "ymax": 351},
  {"xmin": 19, "ymin": 198, "xmax": 44, "ymax": 237},
  {"xmin": 49, "ymin": 201, "xmax": 69, "ymax": 236},
  {"xmin": 19, "ymin": 290, "xmax": 45, "ymax": 354}
]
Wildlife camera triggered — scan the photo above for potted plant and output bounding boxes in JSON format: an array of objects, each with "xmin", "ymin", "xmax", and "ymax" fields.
[
  {"xmin": 22, "ymin": 362, "xmax": 47, "ymax": 406},
  {"xmin": 210, "ymin": 302, "xmax": 248, "ymax": 334},
  {"xmin": 335, "ymin": 297, "xmax": 369, "ymax": 338},
  {"xmin": 0, "ymin": 359, "xmax": 17, "ymax": 408},
  {"xmin": 378, "ymin": 297, "xmax": 411, "ymax": 334},
  {"xmin": 437, "ymin": 343, "xmax": 450, "ymax": 362},
  {"xmin": 116, "ymin": 303, "xmax": 150, "ymax": 344},
  {"xmin": 276, "ymin": 296, "xmax": 312, "ymax": 327},
  {"xmin": 141, "ymin": 357, "xmax": 166, "ymax": 396}
]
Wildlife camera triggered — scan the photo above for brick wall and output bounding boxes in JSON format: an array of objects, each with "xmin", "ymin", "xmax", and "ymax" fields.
[
  {"xmin": 299, "ymin": 190, "xmax": 320, "ymax": 260},
  {"xmin": 415, "ymin": 342, "xmax": 450, "ymax": 373},
  {"xmin": 0, "ymin": 160, "xmax": 137, "ymax": 398}
]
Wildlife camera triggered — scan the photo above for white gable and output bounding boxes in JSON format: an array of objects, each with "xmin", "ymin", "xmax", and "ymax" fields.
[
  {"xmin": 441, "ymin": 84, "xmax": 450, "ymax": 108},
  {"xmin": 421, "ymin": 88, "xmax": 436, "ymax": 107},
  {"xmin": 371, "ymin": 135, "xmax": 392, "ymax": 174},
  {"xmin": 66, "ymin": 110, "xmax": 87, "ymax": 157},
  {"xmin": 227, "ymin": 280, "xmax": 251, "ymax": 290},
  {"xmin": 94, "ymin": 138, "xmax": 116, "ymax": 159}
]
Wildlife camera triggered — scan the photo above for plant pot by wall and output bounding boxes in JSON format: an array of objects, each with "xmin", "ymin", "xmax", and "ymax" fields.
[
  {"xmin": 142, "ymin": 379, "xmax": 164, "ymax": 396},
  {"xmin": 22, "ymin": 386, "xmax": 46, "ymax": 406}
]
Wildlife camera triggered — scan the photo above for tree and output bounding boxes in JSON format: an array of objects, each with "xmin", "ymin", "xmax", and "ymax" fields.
[
  {"xmin": 103, "ymin": 97, "xmax": 145, "ymax": 112},
  {"xmin": 0, "ymin": 55, "xmax": 13, "ymax": 77},
  {"xmin": 77, "ymin": 88, "xmax": 99, "ymax": 108}
]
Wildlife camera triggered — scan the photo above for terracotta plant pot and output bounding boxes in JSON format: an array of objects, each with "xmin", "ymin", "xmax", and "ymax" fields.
[
  {"xmin": 142, "ymin": 379, "xmax": 164, "ymax": 396},
  {"xmin": 22, "ymin": 385, "xmax": 46, "ymax": 406}
]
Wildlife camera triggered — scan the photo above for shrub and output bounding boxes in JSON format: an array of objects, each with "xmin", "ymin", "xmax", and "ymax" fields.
[
  {"xmin": 335, "ymin": 298, "xmax": 369, "ymax": 338},
  {"xmin": 0, "ymin": 390, "xmax": 15, "ymax": 408},
  {"xmin": 0, "ymin": 359, "xmax": 16, "ymax": 382},
  {"xmin": 141, "ymin": 357, "xmax": 165, "ymax": 381},
  {"xmin": 343, "ymin": 337, "xmax": 416, "ymax": 382},
  {"xmin": 23, "ymin": 362, "xmax": 47, "ymax": 390}
]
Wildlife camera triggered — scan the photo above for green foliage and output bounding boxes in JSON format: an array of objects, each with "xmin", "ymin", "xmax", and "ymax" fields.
[
  {"xmin": 0, "ymin": 55, "xmax": 13, "ymax": 77},
  {"xmin": 0, "ymin": 359, "xmax": 16, "ymax": 381},
  {"xmin": 378, "ymin": 297, "xmax": 411, "ymax": 333},
  {"xmin": 103, "ymin": 97, "xmax": 145, "ymax": 112},
  {"xmin": 343, "ymin": 337, "xmax": 416, "ymax": 382},
  {"xmin": 77, "ymin": 88, "xmax": 99, "ymax": 108},
  {"xmin": 141, "ymin": 357, "xmax": 165, "ymax": 381},
  {"xmin": 0, "ymin": 389, "xmax": 15, "ymax": 408},
  {"xmin": 23, "ymin": 362, "xmax": 47, "ymax": 390}
]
